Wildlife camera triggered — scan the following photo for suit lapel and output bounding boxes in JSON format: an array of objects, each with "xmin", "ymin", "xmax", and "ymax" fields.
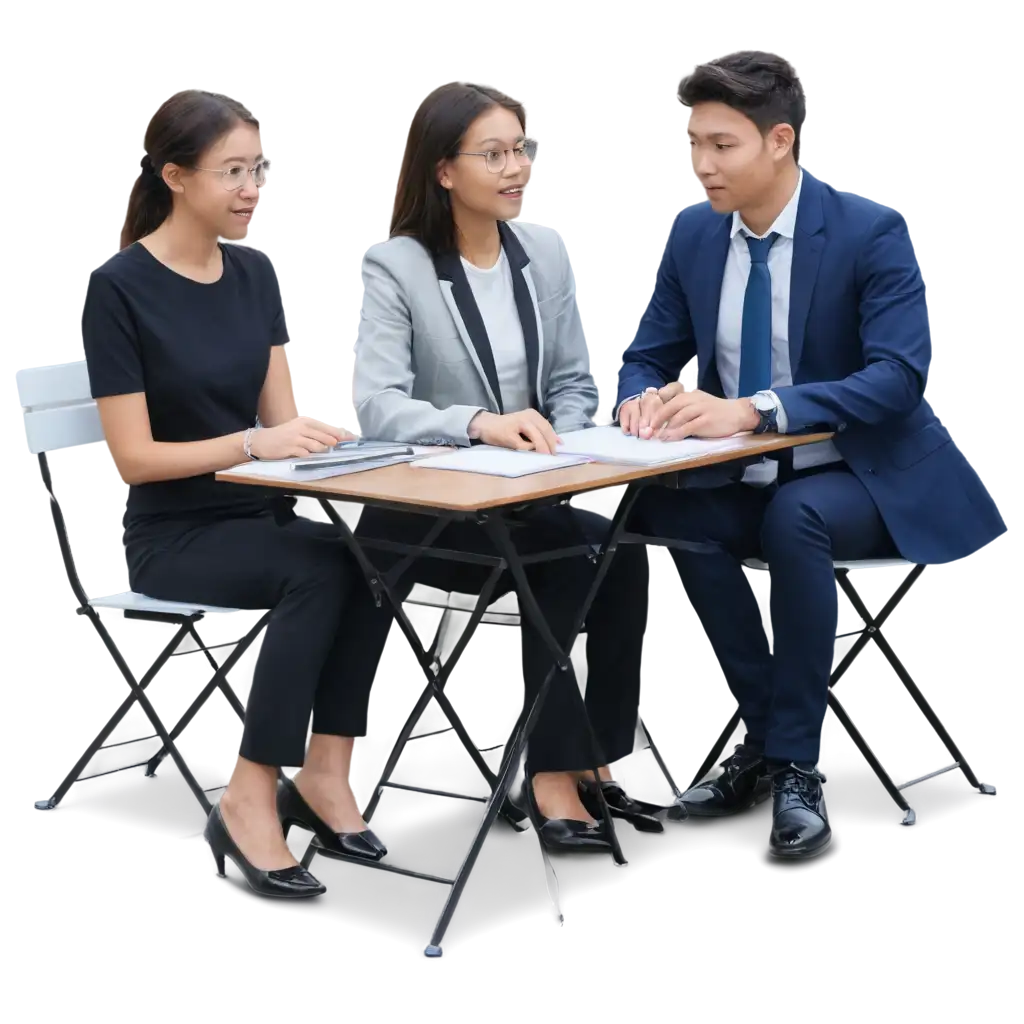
[
  {"xmin": 691, "ymin": 215, "xmax": 732, "ymax": 396},
  {"xmin": 789, "ymin": 172, "xmax": 826, "ymax": 377},
  {"xmin": 434, "ymin": 248, "xmax": 503, "ymax": 413},
  {"xmin": 433, "ymin": 224, "xmax": 544, "ymax": 416},
  {"xmin": 499, "ymin": 222, "xmax": 541, "ymax": 410}
]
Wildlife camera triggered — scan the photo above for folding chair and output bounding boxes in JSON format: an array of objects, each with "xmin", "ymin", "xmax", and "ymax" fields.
[
  {"xmin": 741, "ymin": 557, "xmax": 995, "ymax": 819},
  {"xmin": 356, "ymin": 528, "xmax": 675, "ymax": 823},
  {"xmin": 17, "ymin": 361, "xmax": 271, "ymax": 817},
  {"xmin": 362, "ymin": 585, "xmax": 520, "ymax": 815}
]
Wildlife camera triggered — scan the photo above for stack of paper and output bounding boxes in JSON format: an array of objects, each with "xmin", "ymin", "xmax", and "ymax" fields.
[
  {"xmin": 221, "ymin": 454, "xmax": 417, "ymax": 482},
  {"xmin": 221, "ymin": 444, "xmax": 447, "ymax": 482},
  {"xmin": 556, "ymin": 426, "xmax": 751, "ymax": 466},
  {"xmin": 413, "ymin": 446, "xmax": 590, "ymax": 478}
]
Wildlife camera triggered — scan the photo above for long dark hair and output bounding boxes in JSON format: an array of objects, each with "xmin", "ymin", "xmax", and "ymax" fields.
[
  {"xmin": 120, "ymin": 90, "xmax": 259, "ymax": 249},
  {"xmin": 390, "ymin": 82, "xmax": 526, "ymax": 257},
  {"xmin": 678, "ymin": 51, "xmax": 805, "ymax": 163}
]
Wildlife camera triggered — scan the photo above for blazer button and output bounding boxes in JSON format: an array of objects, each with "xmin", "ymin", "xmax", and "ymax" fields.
[{"xmin": 865, "ymin": 467, "xmax": 876, "ymax": 475}]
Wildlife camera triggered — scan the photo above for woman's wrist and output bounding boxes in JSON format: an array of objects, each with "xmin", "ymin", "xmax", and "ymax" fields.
[
  {"xmin": 467, "ymin": 410, "xmax": 490, "ymax": 440},
  {"xmin": 243, "ymin": 425, "xmax": 261, "ymax": 460}
]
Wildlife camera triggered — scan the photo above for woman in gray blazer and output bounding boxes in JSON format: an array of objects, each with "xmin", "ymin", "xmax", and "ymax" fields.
[{"xmin": 351, "ymin": 82, "xmax": 661, "ymax": 851}]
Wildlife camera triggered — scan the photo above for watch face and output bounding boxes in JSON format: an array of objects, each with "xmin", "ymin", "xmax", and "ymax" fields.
[{"xmin": 752, "ymin": 393, "xmax": 775, "ymax": 412}]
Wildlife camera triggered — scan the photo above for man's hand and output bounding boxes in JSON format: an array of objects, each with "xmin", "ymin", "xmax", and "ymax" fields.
[
  {"xmin": 648, "ymin": 391, "xmax": 759, "ymax": 440},
  {"xmin": 657, "ymin": 381, "xmax": 686, "ymax": 403},
  {"xmin": 620, "ymin": 386, "xmax": 677, "ymax": 438},
  {"xmin": 620, "ymin": 390, "xmax": 663, "ymax": 438},
  {"xmin": 469, "ymin": 409, "xmax": 561, "ymax": 454}
]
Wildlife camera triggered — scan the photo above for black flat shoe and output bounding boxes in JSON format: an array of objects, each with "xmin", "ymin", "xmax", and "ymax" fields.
[
  {"xmin": 277, "ymin": 776, "xmax": 387, "ymax": 862},
  {"xmin": 581, "ymin": 774, "xmax": 684, "ymax": 831},
  {"xmin": 204, "ymin": 804, "xmax": 326, "ymax": 898},
  {"xmin": 768, "ymin": 764, "xmax": 832, "ymax": 860}
]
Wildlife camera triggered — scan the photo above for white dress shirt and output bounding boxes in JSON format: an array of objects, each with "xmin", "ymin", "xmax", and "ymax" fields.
[
  {"xmin": 717, "ymin": 170, "xmax": 842, "ymax": 485},
  {"xmin": 618, "ymin": 172, "xmax": 842, "ymax": 482},
  {"xmin": 462, "ymin": 249, "xmax": 532, "ymax": 413}
]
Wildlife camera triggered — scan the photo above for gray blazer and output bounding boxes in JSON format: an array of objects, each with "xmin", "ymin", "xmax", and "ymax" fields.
[{"xmin": 353, "ymin": 220, "xmax": 598, "ymax": 445}]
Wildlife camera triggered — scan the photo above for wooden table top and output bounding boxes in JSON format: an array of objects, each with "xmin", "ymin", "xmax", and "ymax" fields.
[{"xmin": 217, "ymin": 432, "xmax": 834, "ymax": 513}]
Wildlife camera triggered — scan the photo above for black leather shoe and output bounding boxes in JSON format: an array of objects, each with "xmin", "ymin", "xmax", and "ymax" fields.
[
  {"xmin": 768, "ymin": 764, "xmax": 832, "ymax": 859},
  {"xmin": 277, "ymin": 776, "xmax": 387, "ymax": 861},
  {"xmin": 540, "ymin": 815, "xmax": 610, "ymax": 856},
  {"xmin": 675, "ymin": 744, "xmax": 771, "ymax": 817},
  {"xmin": 578, "ymin": 779, "xmax": 666, "ymax": 833},
  {"xmin": 515, "ymin": 780, "xmax": 611, "ymax": 852},
  {"xmin": 204, "ymin": 804, "xmax": 326, "ymax": 898}
]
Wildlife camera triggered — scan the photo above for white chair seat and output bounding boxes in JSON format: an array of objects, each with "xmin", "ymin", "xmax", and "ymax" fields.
[
  {"xmin": 403, "ymin": 585, "xmax": 520, "ymax": 622},
  {"xmin": 89, "ymin": 591, "xmax": 241, "ymax": 616},
  {"xmin": 743, "ymin": 557, "xmax": 913, "ymax": 572}
]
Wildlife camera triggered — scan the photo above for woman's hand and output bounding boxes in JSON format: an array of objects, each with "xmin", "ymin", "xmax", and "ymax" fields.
[
  {"xmin": 469, "ymin": 410, "xmax": 561, "ymax": 454},
  {"xmin": 249, "ymin": 416, "xmax": 356, "ymax": 460}
]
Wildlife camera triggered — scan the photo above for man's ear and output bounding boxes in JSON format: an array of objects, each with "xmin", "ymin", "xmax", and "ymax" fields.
[{"xmin": 771, "ymin": 123, "xmax": 796, "ymax": 162}]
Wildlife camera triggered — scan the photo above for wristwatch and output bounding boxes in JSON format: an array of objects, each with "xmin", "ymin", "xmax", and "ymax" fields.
[{"xmin": 749, "ymin": 391, "xmax": 779, "ymax": 434}]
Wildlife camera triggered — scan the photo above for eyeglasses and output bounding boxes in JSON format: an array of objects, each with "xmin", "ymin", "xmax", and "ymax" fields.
[
  {"xmin": 456, "ymin": 139, "xmax": 538, "ymax": 174},
  {"xmin": 194, "ymin": 159, "xmax": 271, "ymax": 191}
]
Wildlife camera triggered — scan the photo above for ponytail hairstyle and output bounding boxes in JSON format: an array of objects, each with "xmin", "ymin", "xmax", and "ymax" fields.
[{"xmin": 120, "ymin": 90, "xmax": 259, "ymax": 249}]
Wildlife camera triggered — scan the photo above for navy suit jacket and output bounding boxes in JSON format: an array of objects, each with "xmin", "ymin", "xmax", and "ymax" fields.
[{"xmin": 617, "ymin": 170, "xmax": 1005, "ymax": 564}]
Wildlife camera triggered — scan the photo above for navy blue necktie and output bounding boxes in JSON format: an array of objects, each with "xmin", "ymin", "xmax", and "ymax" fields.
[{"xmin": 738, "ymin": 232, "xmax": 779, "ymax": 398}]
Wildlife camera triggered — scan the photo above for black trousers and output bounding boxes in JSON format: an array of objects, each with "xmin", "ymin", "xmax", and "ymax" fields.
[
  {"xmin": 128, "ymin": 511, "xmax": 394, "ymax": 767},
  {"xmin": 354, "ymin": 504, "xmax": 649, "ymax": 774}
]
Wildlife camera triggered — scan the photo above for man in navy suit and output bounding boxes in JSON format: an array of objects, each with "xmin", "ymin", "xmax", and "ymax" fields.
[{"xmin": 617, "ymin": 51, "xmax": 1005, "ymax": 858}]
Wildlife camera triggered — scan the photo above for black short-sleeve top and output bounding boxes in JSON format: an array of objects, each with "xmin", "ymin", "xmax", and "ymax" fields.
[{"xmin": 82, "ymin": 242, "xmax": 288, "ymax": 541}]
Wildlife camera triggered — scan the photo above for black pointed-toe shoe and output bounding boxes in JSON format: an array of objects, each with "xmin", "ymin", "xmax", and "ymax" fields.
[
  {"xmin": 204, "ymin": 804, "xmax": 326, "ymax": 898},
  {"xmin": 674, "ymin": 744, "xmax": 771, "ymax": 818},
  {"xmin": 515, "ymin": 780, "xmax": 611, "ymax": 852},
  {"xmin": 768, "ymin": 764, "xmax": 832, "ymax": 860},
  {"xmin": 578, "ymin": 779, "xmax": 666, "ymax": 833},
  {"xmin": 277, "ymin": 776, "xmax": 387, "ymax": 861},
  {"xmin": 540, "ymin": 811, "xmax": 610, "ymax": 860}
]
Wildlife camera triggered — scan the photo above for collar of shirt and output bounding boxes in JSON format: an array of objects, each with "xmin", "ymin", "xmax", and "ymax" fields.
[{"xmin": 730, "ymin": 168, "xmax": 804, "ymax": 241}]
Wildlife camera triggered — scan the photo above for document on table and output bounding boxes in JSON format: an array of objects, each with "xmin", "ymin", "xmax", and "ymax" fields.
[
  {"xmin": 556, "ymin": 426, "xmax": 752, "ymax": 466},
  {"xmin": 221, "ymin": 445, "xmax": 449, "ymax": 482},
  {"xmin": 413, "ymin": 446, "xmax": 590, "ymax": 478}
]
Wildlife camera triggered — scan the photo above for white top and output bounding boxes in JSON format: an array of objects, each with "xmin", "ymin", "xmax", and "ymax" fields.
[
  {"xmin": 718, "ymin": 169, "xmax": 842, "ymax": 484},
  {"xmin": 461, "ymin": 249, "xmax": 532, "ymax": 414}
]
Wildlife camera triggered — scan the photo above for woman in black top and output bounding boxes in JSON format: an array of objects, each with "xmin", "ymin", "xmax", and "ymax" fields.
[{"xmin": 82, "ymin": 91, "xmax": 393, "ymax": 898}]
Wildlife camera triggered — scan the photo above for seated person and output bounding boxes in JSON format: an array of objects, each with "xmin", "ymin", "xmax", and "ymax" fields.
[
  {"xmin": 617, "ymin": 52, "xmax": 1005, "ymax": 859},
  {"xmin": 352, "ymin": 81, "xmax": 660, "ymax": 850},
  {"xmin": 84, "ymin": 90, "xmax": 394, "ymax": 898}
]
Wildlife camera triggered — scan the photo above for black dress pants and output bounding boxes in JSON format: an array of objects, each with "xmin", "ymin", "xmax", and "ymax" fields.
[
  {"xmin": 128, "ymin": 511, "xmax": 394, "ymax": 767},
  {"xmin": 353, "ymin": 503, "xmax": 649, "ymax": 774}
]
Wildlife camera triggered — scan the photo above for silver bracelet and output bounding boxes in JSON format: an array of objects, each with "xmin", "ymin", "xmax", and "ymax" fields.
[{"xmin": 243, "ymin": 426, "xmax": 260, "ymax": 461}]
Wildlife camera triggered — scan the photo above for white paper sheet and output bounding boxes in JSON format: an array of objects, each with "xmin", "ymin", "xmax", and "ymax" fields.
[
  {"xmin": 556, "ymin": 425, "xmax": 751, "ymax": 466},
  {"xmin": 412, "ymin": 446, "xmax": 590, "ymax": 477},
  {"xmin": 221, "ymin": 452, "xmax": 425, "ymax": 482}
]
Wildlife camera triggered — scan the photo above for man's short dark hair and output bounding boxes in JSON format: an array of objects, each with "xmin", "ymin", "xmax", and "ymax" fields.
[{"xmin": 678, "ymin": 51, "xmax": 805, "ymax": 163}]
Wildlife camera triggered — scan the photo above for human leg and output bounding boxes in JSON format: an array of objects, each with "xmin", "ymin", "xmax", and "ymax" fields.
[{"xmin": 134, "ymin": 514, "xmax": 378, "ymax": 883}]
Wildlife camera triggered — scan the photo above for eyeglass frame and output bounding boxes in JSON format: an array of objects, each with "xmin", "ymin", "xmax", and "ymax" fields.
[
  {"xmin": 193, "ymin": 159, "xmax": 271, "ymax": 191},
  {"xmin": 455, "ymin": 139, "xmax": 538, "ymax": 174}
]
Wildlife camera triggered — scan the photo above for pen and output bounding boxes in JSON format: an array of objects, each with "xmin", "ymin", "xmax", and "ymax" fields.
[{"xmin": 333, "ymin": 439, "xmax": 405, "ymax": 451}]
